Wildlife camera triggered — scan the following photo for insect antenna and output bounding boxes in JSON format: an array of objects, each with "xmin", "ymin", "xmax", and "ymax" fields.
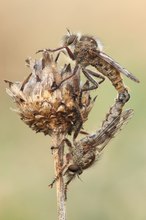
[{"xmin": 66, "ymin": 28, "xmax": 71, "ymax": 35}]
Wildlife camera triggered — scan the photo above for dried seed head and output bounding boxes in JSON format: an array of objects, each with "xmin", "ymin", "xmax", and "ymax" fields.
[{"xmin": 5, "ymin": 51, "xmax": 96, "ymax": 137}]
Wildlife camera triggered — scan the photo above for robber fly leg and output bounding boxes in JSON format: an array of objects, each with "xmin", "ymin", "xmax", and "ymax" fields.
[
  {"xmin": 86, "ymin": 68, "xmax": 105, "ymax": 84},
  {"xmin": 55, "ymin": 52, "xmax": 61, "ymax": 62},
  {"xmin": 20, "ymin": 73, "xmax": 32, "ymax": 91},
  {"xmin": 48, "ymin": 165, "xmax": 67, "ymax": 188},
  {"xmin": 63, "ymin": 138, "xmax": 73, "ymax": 149},
  {"xmin": 56, "ymin": 64, "xmax": 79, "ymax": 89},
  {"xmin": 82, "ymin": 68, "xmax": 105, "ymax": 91},
  {"xmin": 36, "ymin": 46, "xmax": 65, "ymax": 54},
  {"xmin": 73, "ymin": 121, "xmax": 83, "ymax": 142},
  {"xmin": 55, "ymin": 50, "xmax": 68, "ymax": 63},
  {"xmin": 72, "ymin": 107, "xmax": 83, "ymax": 141},
  {"xmin": 48, "ymin": 138, "xmax": 74, "ymax": 188},
  {"xmin": 36, "ymin": 45, "xmax": 75, "ymax": 60},
  {"xmin": 48, "ymin": 163, "xmax": 69, "ymax": 188},
  {"xmin": 64, "ymin": 175, "xmax": 76, "ymax": 200},
  {"xmin": 79, "ymin": 130, "xmax": 90, "ymax": 135},
  {"xmin": 64, "ymin": 46, "xmax": 75, "ymax": 60},
  {"xmin": 48, "ymin": 177, "xmax": 58, "ymax": 188}
]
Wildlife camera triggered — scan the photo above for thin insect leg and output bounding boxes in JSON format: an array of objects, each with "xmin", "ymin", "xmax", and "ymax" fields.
[
  {"xmin": 36, "ymin": 46, "xmax": 75, "ymax": 60},
  {"xmin": 63, "ymin": 138, "xmax": 73, "ymax": 149},
  {"xmin": 50, "ymin": 64, "xmax": 77, "ymax": 91},
  {"xmin": 73, "ymin": 120, "xmax": 83, "ymax": 142},
  {"xmin": 66, "ymin": 28, "xmax": 71, "ymax": 35},
  {"xmin": 64, "ymin": 175, "xmax": 76, "ymax": 200},
  {"xmin": 82, "ymin": 68, "xmax": 104, "ymax": 91},
  {"xmin": 48, "ymin": 158, "xmax": 70, "ymax": 188},
  {"xmin": 73, "ymin": 105, "xmax": 84, "ymax": 141},
  {"xmin": 55, "ymin": 52, "xmax": 61, "ymax": 63},
  {"xmin": 60, "ymin": 64, "xmax": 72, "ymax": 79},
  {"xmin": 20, "ymin": 73, "xmax": 32, "ymax": 91},
  {"xmin": 48, "ymin": 164, "xmax": 68, "ymax": 188},
  {"xmin": 56, "ymin": 64, "xmax": 79, "ymax": 88},
  {"xmin": 55, "ymin": 50, "xmax": 67, "ymax": 63},
  {"xmin": 79, "ymin": 130, "xmax": 90, "ymax": 135},
  {"xmin": 64, "ymin": 46, "xmax": 75, "ymax": 60},
  {"xmin": 85, "ymin": 68, "xmax": 105, "ymax": 84},
  {"xmin": 64, "ymin": 63, "xmax": 72, "ymax": 72},
  {"xmin": 48, "ymin": 138, "xmax": 73, "ymax": 188},
  {"xmin": 36, "ymin": 46, "xmax": 65, "ymax": 54},
  {"xmin": 78, "ymin": 80, "xmax": 89, "ymax": 106},
  {"xmin": 49, "ymin": 177, "xmax": 58, "ymax": 188}
]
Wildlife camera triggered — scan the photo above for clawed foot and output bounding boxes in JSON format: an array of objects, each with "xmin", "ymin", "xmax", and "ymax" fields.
[
  {"xmin": 48, "ymin": 176, "xmax": 59, "ymax": 188},
  {"xmin": 48, "ymin": 182, "xmax": 54, "ymax": 188}
]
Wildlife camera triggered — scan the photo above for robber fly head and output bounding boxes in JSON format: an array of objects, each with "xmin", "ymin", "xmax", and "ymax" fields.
[
  {"xmin": 67, "ymin": 164, "xmax": 82, "ymax": 175},
  {"xmin": 62, "ymin": 29, "xmax": 79, "ymax": 46},
  {"xmin": 63, "ymin": 30, "xmax": 103, "ymax": 51}
]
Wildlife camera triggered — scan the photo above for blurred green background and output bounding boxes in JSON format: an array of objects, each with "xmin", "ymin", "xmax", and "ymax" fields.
[{"xmin": 1, "ymin": 0, "xmax": 146, "ymax": 219}]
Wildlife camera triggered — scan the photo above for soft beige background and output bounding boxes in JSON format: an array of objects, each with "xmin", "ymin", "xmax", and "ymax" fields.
[{"xmin": 1, "ymin": 0, "xmax": 146, "ymax": 219}]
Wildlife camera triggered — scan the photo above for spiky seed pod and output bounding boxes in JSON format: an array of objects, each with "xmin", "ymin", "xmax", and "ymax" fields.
[{"xmin": 5, "ymin": 51, "xmax": 96, "ymax": 137}]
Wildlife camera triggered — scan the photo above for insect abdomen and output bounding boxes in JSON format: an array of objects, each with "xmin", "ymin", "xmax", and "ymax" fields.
[{"xmin": 95, "ymin": 59, "xmax": 127, "ymax": 94}]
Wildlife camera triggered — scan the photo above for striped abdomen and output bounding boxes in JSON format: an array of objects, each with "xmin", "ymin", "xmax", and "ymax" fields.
[{"xmin": 94, "ymin": 57, "xmax": 128, "ymax": 94}]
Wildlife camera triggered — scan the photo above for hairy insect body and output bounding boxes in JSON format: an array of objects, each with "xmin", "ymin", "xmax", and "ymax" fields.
[
  {"xmin": 74, "ymin": 42, "xmax": 129, "ymax": 102},
  {"xmin": 64, "ymin": 99, "xmax": 133, "ymax": 195},
  {"xmin": 63, "ymin": 33, "xmax": 139, "ymax": 103},
  {"xmin": 64, "ymin": 144, "xmax": 96, "ymax": 193},
  {"xmin": 95, "ymin": 59, "xmax": 127, "ymax": 93},
  {"xmin": 67, "ymin": 142, "xmax": 96, "ymax": 173},
  {"xmin": 78, "ymin": 100, "xmax": 124, "ymax": 151},
  {"xmin": 35, "ymin": 32, "xmax": 138, "ymax": 199},
  {"xmin": 37, "ymin": 32, "xmax": 139, "ymax": 103}
]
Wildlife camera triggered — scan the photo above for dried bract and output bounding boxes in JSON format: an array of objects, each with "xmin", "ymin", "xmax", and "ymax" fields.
[{"xmin": 5, "ymin": 51, "xmax": 96, "ymax": 137}]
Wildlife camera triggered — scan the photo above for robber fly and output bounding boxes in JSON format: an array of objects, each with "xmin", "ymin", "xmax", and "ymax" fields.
[
  {"xmin": 38, "ymin": 30, "xmax": 139, "ymax": 103},
  {"xmin": 50, "ymin": 98, "xmax": 133, "ymax": 199},
  {"xmin": 63, "ymin": 103, "xmax": 133, "ymax": 199}
]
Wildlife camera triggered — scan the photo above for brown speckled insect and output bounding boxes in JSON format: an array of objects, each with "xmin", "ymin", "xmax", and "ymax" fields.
[
  {"xmin": 50, "ymin": 99, "xmax": 133, "ymax": 199},
  {"xmin": 38, "ymin": 30, "xmax": 139, "ymax": 103}
]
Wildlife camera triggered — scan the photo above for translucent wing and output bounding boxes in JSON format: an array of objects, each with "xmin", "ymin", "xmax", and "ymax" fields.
[
  {"xmin": 97, "ymin": 51, "xmax": 140, "ymax": 83},
  {"xmin": 95, "ymin": 109, "xmax": 134, "ymax": 153}
]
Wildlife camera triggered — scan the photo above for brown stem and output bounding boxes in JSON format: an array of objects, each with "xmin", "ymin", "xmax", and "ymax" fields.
[{"xmin": 52, "ymin": 134, "xmax": 66, "ymax": 220}]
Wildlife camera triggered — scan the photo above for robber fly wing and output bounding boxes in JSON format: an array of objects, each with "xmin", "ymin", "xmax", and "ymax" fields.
[
  {"xmin": 97, "ymin": 51, "xmax": 140, "ymax": 83},
  {"xmin": 96, "ymin": 109, "xmax": 134, "ymax": 153}
]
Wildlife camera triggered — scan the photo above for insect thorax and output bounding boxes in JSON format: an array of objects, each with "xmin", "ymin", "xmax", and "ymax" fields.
[
  {"xmin": 70, "ymin": 141, "xmax": 96, "ymax": 171},
  {"xmin": 73, "ymin": 42, "xmax": 98, "ymax": 67}
]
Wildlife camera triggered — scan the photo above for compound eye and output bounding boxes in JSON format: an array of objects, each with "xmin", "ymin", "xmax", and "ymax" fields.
[
  {"xmin": 90, "ymin": 38, "xmax": 98, "ymax": 46},
  {"xmin": 68, "ymin": 164, "xmax": 80, "ymax": 173},
  {"xmin": 66, "ymin": 35, "xmax": 77, "ymax": 45}
]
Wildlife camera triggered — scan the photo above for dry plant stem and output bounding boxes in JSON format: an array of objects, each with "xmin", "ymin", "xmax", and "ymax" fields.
[
  {"xmin": 5, "ymin": 52, "xmax": 94, "ymax": 220},
  {"xmin": 52, "ymin": 134, "xmax": 66, "ymax": 220}
]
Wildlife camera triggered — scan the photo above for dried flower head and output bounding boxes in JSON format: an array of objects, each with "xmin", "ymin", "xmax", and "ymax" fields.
[{"xmin": 5, "ymin": 51, "xmax": 96, "ymax": 137}]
